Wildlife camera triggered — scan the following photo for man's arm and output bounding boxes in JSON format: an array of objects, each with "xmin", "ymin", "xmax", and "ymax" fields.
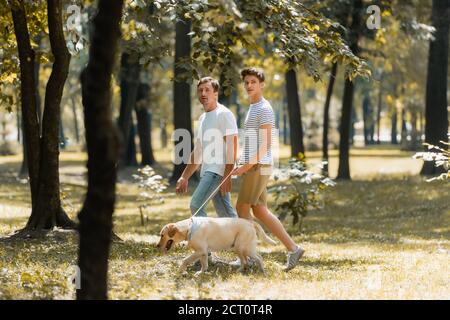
[
  {"xmin": 220, "ymin": 134, "xmax": 238, "ymax": 195},
  {"xmin": 233, "ymin": 124, "xmax": 271, "ymax": 176},
  {"xmin": 176, "ymin": 142, "xmax": 201, "ymax": 194}
]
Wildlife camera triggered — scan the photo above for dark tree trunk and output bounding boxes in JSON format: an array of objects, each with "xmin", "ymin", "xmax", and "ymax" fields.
[
  {"xmin": 219, "ymin": 67, "xmax": 231, "ymax": 106},
  {"xmin": 322, "ymin": 63, "xmax": 338, "ymax": 176},
  {"xmin": 171, "ymin": 19, "xmax": 193, "ymax": 184},
  {"xmin": 232, "ymin": 90, "xmax": 241, "ymax": 127},
  {"xmin": 391, "ymin": 108, "xmax": 398, "ymax": 144},
  {"xmin": 421, "ymin": 0, "xmax": 449, "ymax": 176},
  {"xmin": 285, "ymin": 68, "xmax": 305, "ymax": 158},
  {"xmin": 10, "ymin": 0, "xmax": 40, "ymax": 206},
  {"xmin": 135, "ymin": 83, "xmax": 155, "ymax": 165},
  {"xmin": 160, "ymin": 119, "xmax": 168, "ymax": 149},
  {"xmin": 362, "ymin": 94, "xmax": 372, "ymax": 145},
  {"xmin": 24, "ymin": 0, "xmax": 75, "ymax": 231},
  {"xmin": 71, "ymin": 96, "xmax": 80, "ymax": 143},
  {"xmin": 283, "ymin": 100, "xmax": 288, "ymax": 145},
  {"xmin": 20, "ymin": 120, "xmax": 29, "ymax": 177},
  {"xmin": 34, "ymin": 34, "xmax": 43, "ymax": 136},
  {"xmin": 77, "ymin": 0, "xmax": 123, "ymax": 300},
  {"xmin": 376, "ymin": 74, "xmax": 383, "ymax": 145},
  {"xmin": 117, "ymin": 52, "xmax": 140, "ymax": 168},
  {"xmin": 125, "ymin": 122, "xmax": 138, "ymax": 166},
  {"xmin": 59, "ymin": 108, "xmax": 66, "ymax": 149},
  {"xmin": 401, "ymin": 108, "xmax": 408, "ymax": 146},
  {"xmin": 337, "ymin": 0, "xmax": 363, "ymax": 180}
]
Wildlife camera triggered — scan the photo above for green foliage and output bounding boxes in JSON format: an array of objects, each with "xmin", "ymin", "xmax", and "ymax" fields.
[
  {"xmin": 268, "ymin": 157, "xmax": 336, "ymax": 229},
  {"xmin": 174, "ymin": 0, "xmax": 370, "ymax": 92},
  {"xmin": 414, "ymin": 133, "xmax": 450, "ymax": 182}
]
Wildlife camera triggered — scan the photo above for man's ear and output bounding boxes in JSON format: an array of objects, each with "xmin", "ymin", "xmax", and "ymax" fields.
[
  {"xmin": 168, "ymin": 224, "xmax": 179, "ymax": 237},
  {"xmin": 260, "ymin": 82, "xmax": 265, "ymax": 89}
]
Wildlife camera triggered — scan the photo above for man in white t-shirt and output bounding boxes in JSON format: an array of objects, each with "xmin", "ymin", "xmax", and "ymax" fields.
[{"xmin": 176, "ymin": 77, "xmax": 238, "ymax": 218}]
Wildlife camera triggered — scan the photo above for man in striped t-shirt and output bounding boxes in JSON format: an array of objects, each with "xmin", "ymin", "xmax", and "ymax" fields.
[{"xmin": 232, "ymin": 67, "xmax": 305, "ymax": 271}]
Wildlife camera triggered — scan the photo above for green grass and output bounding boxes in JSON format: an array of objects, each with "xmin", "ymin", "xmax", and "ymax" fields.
[{"xmin": 0, "ymin": 147, "xmax": 449, "ymax": 299}]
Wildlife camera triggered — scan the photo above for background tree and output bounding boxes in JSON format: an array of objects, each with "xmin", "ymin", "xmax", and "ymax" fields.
[
  {"xmin": 8, "ymin": 0, "xmax": 76, "ymax": 237},
  {"xmin": 77, "ymin": 0, "xmax": 123, "ymax": 300},
  {"xmin": 421, "ymin": 0, "xmax": 449, "ymax": 176}
]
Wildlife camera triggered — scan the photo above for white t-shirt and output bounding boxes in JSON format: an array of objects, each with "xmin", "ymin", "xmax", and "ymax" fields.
[{"xmin": 195, "ymin": 104, "xmax": 238, "ymax": 177}]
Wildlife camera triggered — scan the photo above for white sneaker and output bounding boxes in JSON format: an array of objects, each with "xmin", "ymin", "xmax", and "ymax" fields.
[
  {"xmin": 228, "ymin": 257, "xmax": 255, "ymax": 268},
  {"xmin": 285, "ymin": 247, "xmax": 305, "ymax": 271}
]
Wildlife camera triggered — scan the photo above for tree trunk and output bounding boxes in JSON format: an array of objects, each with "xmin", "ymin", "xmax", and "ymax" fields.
[
  {"xmin": 160, "ymin": 119, "xmax": 168, "ymax": 149},
  {"xmin": 34, "ymin": 34, "xmax": 43, "ymax": 136},
  {"xmin": 125, "ymin": 122, "xmax": 138, "ymax": 166},
  {"xmin": 71, "ymin": 96, "xmax": 80, "ymax": 143},
  {"xmin": 421, "ymin": 0, "xmax": 449, "ymax": 176},
  {"xmin": 117, "ymin": 52, "xmax": 140, "ymax": 168},
  {"xmin": 322, "ymin": 63, "xmax": 338, "ymax": 176},
  {"xmin": 135, "ymin": 83, "xmax": 155, "ymax": 165},
  {"xmin": 77, "ymin": 0, "xmax": 123, "ymax": 300},
  {"xmin": 391, "ymin": 108, "xmax": 398, "ymax": 145},
  {"xmin": 171, "ymin": 19, "xmax": 193, "ymax": 184},
  {"xmin": 401, "ymin": 108, "xmax": 408, "ymax": 146},
  {"xmin": 25, "ymin": 0, "xmax": 75, "ymax": 231},
  {"xmin": 10, "ymin": 0, "xmax": 41, "ymax": 206},
  {"xmin": 362, "ymin": 94, "xmax": 372, "ymax": 145},
  {"xmin": 285, "ymin": 68, "xmax": 305, "ymax": 158},
  {"xmin": 59, "ymin": 107, "xmax": 66, "ymax": 149},
  {"xmin": 376, "ymin": 74, "xmax": 383, "ymax": 145},
  {"xmin": 337, "ymin": 0, "xmax": 362, "ymax": 180}
]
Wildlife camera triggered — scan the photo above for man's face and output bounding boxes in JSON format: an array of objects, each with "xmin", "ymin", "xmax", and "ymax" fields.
[
  {"xmin": 243, "ymin": 75, "xmax": 264, "ymax": 99},
  {"xmin": 197, "ymin": 82, "xmax": 218, "ymax": 108}
]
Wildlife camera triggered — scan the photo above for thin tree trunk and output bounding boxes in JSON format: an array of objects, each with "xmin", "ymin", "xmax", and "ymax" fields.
[
  {"xmin": 322, "ymin": 63, "xmax": 338, "ymax": 176},
  {"xmin": 34, "ymin": 34, "xmax": 43, "ymax": 136},
  {"xmin": 77, "ymin": 0, "xmax": 123, "ymax": 300},
  {"xmin": 401, "ymin": 108, "xmax": 408, "ymax": 146},
  {"xmin": 421, "ymin": 0, "xmax": 449, "ymax": 175},
  {"xmin": 376, "ymin": 74, "xmax": 383, "ymax": 145},
  {"xmin": 171, "ymin": 19, "xmax": 193, "ymax": 184},
  {"xmin": 117, "ymin": 52, "xmax": 140, "ymax": 168},
  {"xmin": 391, "ymin": 108, "xmax": 398, "ymax": 144},
  {"xmin": 71, "ymin": 96, "xmax": 80, "ymax": 143},
  {"xmin": 135, "ymin": 83, "xmax": 155, "ymax": 165},
  {"xmin": 285, "ymin": 68, "xmax": 305, "ymax": 158},
  {"xmin": 337, "ymin": 0, "xmax": 362, "ymax": 180},
  {"xmin": 25, "ymin": 0, "xmax": 75, "ymax": 231},
  {"xmin": 125, "ymin": 121, "xmax": 138, "ymax": 166},
  {"xmin": 10, "ymin": 0, "xmax": 40, "ymax": 206}
]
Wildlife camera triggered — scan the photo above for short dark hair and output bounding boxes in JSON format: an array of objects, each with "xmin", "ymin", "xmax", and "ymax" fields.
[
  {"xmin": 241, "ymin": 67, "xmax": 265, "ymax": 82},
  {"xmin": 197, "ymin": 77, "xmax": 220, "ymax": 92}
]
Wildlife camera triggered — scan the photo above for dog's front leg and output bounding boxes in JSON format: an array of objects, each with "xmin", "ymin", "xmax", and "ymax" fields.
[
  {"xmin": 194, "ymin": 253, "xmax": 209, "ymax": 277},
  {"xmin": 179, "ymin": 252, "xmax": 203, "ymax": 272}
]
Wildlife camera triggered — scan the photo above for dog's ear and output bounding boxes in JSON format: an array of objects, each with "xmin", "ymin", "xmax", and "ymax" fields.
[{"xmin": 168, "ymin": 224, "xmax": 179, "ymax": 237}]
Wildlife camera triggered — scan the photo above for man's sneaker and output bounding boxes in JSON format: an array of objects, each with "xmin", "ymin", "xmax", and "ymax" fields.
[
  {"xmin": 285, "ymin": 247, "xmax": 305, "ymax": 271},
  {"xmin": 228, "ymin": 257, "xmax": 255, "ymax": 268}
]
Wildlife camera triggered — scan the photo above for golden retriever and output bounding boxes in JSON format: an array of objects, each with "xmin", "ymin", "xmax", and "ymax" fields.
[{"xmin": 157, "ymin": 217, "xmax": 276, "ymax": 274}]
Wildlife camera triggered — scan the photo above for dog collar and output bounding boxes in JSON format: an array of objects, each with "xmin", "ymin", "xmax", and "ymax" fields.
[{"xmin": 187, "ymin": 217, "xmax": 201, "ymax": 241}]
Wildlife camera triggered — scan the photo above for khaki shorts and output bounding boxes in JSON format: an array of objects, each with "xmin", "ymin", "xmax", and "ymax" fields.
[{"xmin": 237, "ymin": 164, "xmax": 273, "ymax": 206}]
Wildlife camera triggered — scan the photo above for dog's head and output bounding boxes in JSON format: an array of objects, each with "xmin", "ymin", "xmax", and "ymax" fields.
[{"xmin": 156, "ymin": 223, "xmax": 184, "ymax": 253}]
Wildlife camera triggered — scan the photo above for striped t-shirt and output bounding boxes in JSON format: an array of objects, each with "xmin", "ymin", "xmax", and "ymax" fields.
[{"xmin": 239, "ymin": 98, "xmax": 276, "ymax": 165}]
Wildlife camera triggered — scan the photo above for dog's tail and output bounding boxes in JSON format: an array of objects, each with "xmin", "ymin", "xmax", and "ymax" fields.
[{"xmin": 252, "ymin": 221, "xmax": 277, "ymax": 245}]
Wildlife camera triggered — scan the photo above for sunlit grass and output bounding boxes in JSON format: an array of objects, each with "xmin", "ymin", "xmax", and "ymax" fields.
[{"xmin": 0, "ymin": 147, "xmax": 449, "ymax": 299}]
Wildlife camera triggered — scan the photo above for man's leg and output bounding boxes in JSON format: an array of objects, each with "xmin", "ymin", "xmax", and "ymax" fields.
[
  {"xmin": 251, "ymin": 204, "xmax": 297, "ymax": 252},
  {"xmin": 236, "ymin": 202, "xmax": 252, "ymax": 219},
  {"xmin": 190, "ymin": 172, "xmax": 218, "ymax": 217},
  {"xmin": 212, "ymin": 191, "xmax": 237, "ymax": 218}
]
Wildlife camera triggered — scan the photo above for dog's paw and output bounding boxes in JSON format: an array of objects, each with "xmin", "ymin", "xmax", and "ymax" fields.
[{"xmin": 194, "ymin": 271, "xmax": 205, "ymax": 277}]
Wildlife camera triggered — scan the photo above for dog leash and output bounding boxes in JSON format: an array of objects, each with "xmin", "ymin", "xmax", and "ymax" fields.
[{"xmin": 191, "ymin": 167, "xmax": 236, "ymax": 218}]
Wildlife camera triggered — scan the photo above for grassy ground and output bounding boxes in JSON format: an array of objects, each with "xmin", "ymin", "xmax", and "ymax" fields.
[{"xmin": 0, "ymin": 146, "xmax": 449, "ymax": 299}]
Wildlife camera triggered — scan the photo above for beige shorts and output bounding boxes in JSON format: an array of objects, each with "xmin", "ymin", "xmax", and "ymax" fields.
[{"xmin": 237, "ymin": 164, "xmax": 273, "ymax": 206}]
